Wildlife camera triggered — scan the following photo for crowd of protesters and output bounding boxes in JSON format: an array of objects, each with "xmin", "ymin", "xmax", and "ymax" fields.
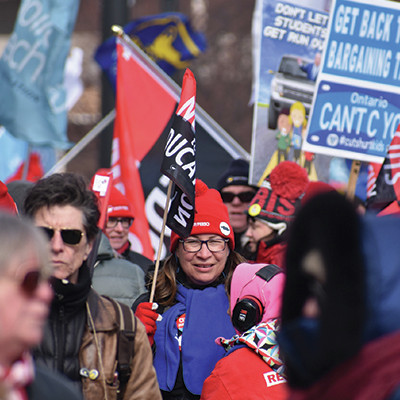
[{"xmin": 1, "ymin": 158, "xmax": 400, "ymax": 400}]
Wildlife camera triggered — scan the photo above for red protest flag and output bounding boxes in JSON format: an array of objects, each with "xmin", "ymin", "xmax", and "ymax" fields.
[
  {"xmin": 161, "ymin": 68, "xmax": 197, "ymax": 238},
  {"xmin": 366, "ymin": 161, "xmax": 382, "ymax": 201},
  {"xmin": 111, "ymin": 38, "xmax": 177, "ymax": 259},
  {"xmin": 366, "ymin": 125, "xmax": 400, "ymax": 212},
  {"xmin": 6, "ymin": 152, "xmax": 44, "ymax": 183}
]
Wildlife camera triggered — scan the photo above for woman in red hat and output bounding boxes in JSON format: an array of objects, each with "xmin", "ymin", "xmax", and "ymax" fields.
[
  {"xmin": 245, "ymin": 161, "xmax": 309, "ymax": 268},
  {"xmin": 133, "ymin": 179, "xmax": 245, "ymax": 399}
]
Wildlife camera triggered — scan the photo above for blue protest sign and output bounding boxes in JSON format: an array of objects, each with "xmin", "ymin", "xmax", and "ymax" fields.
[
  {"xmin": 249, "ymin": 0, "xmax": 330, "ymax": 184},
  {"xmin": 304, "ymin": 0, "xmax": 400, "ymax": 163}
]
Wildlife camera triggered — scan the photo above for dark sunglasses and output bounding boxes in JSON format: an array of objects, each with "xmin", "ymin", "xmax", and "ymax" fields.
[
  {"xmin": 221, "ymin": 191, "xmax": 255, "ymax": 203},
  {"xmin": 18, "ymin": 270, "xmax": 52, "ymax": 296},
  {"xmin": 39, "ymin": 226, "xmax": 84, "ymax": 245}
]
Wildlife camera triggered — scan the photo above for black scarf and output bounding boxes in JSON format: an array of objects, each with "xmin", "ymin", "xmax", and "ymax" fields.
[{"xmin": 51, "ymin": 263, "xmax": 91, "ymax": 319}]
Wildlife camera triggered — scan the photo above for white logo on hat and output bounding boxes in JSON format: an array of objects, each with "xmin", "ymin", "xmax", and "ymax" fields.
[
  {"xmin": 219, "ymin": 222, "xmax": 231, "ymax": 236},
  {"xmin": 194, "ymin": 222, "xmax": 210, "ymax": 227}
]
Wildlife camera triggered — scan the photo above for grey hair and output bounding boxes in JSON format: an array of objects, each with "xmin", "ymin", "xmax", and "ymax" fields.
[{"xmin": 0, "ymin": 212, "xmax": 52, "ymax": 277}]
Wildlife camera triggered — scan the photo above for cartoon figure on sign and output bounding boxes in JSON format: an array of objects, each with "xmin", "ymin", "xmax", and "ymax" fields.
[
  {"xmin": 289, "ymin": 102, "xmax": 306, "ymax": 165},
  {"xmin": 275, "ymin": 113, "xmax": 291, "ymax": 163}
]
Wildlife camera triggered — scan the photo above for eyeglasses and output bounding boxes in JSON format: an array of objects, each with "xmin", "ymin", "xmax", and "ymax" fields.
[
  {"xmin": 179, "ymin": 238, "xmax": 229, "ymax": 253},
  {"xmin": 220, "ymin": 191, "xmax": 255, "ymax": 203},
  {"xmin": 106, "ymin": 217, "xmax": 133, "ymax": 229},
  {"xmin": 39, "ymin": 226, "xmax": 84, "ymax": 245},
  {"xmin": 11, "ymin": 270, "xmax": 52, "ymax": 297}
]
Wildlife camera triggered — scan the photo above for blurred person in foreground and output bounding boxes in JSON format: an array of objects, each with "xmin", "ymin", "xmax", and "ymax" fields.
[
  {"xmin": 24, "ymin": 172, "xmax": 161, "ymax": 400},
  {"xmin": 217, "ymin": 159, "xmax": 257, "ymax": 258},
  {"xmin": 245, "ymin": 161, "xmax": 309, "ymax": 267},
  {"xmin": 201, "ymin": 262, "xmax": 288, "ymax": 399},
  {"xmin": 0, "ymin": 212, "xmax": 83, "ymax": 400},
  {"xmin": 133, "ymin": 179, "xmax": 245, "ymax": 399},
  {"xmin": 279, "ymin": 191, "xmax": 400, "ymax": 399}
]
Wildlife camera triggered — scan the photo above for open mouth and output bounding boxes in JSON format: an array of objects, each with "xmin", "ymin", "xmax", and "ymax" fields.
[{"xmin": 195, "ymin": 264, "xmax": 213, "ymax": 269}]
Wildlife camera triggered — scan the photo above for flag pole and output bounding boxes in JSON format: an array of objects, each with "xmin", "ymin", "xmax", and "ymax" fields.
[
  {"xmin": 149, "ymin": 180, "xmax": 173, "ymax": 303},
  {"xmin": 22, "ymin": 144, "xmax": 32, "ymax": 180},
  {"xmin": 44, "ymin": 109, "xmax": 116, "ymax": 177}
]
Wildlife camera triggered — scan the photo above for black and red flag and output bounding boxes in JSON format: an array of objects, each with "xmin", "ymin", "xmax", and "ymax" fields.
[
  {"xmin": 366, "ymin": 125, "xmax": 400, "ymax": 213},
  {"xmin": 161, "ymin": 69, "xmax": 197, "ymax": 238}
]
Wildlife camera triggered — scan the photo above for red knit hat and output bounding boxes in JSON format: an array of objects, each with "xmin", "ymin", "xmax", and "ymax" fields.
[
  {"xmin": 0, "ymin": 181, "xmax": 18, "ymax": 214},
  {"xmin": 107, "ymin": 186, "xmax": 134, "ymax": 219},
  {"xmin": 301, "ymin": 181, "xmax": 336, "ymax": 206},
  {"xmin": 170, "ymin": 179, "xmax": 234, "ymax": 252},
  {"xmin": 247, "ymin": 161, "xmax": 308, "ymax": 234}
]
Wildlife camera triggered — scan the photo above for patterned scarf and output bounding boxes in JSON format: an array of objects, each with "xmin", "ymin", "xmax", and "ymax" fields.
[
  {"xmin": 0, "ymin": 352, "xmax": 34, "ymax": 400},
  {"xmin": 216, "ymin": 320, "xmax": 286, "ymax": 377}
]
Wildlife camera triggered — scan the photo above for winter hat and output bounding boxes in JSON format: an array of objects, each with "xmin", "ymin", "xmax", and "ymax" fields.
[
  {"xmin": 301, "ymin": 181, "xmax": 336, "ymax": 206},
  {"xmin": 170, "ymin": 179, "xmax": 234, "ymax": 251},
  {"xmin": 6, "ymin": 180, "xmax": 34, "ymax": 214},
  {"xmin": 0, "ymin": 181, "xmax": 18, "ymax": 214},
  {"xmin": 217, "ymin": 159, "xmax": 252, "ymax": 191},
  {"xmin": 107, "ymin": 186, "xmax": 134, "ymax": 219},
  {"xmin": 247, "ymin": 161, "xmax": 309, "ymax": 235},
  {"xmin": 230, "ymin": 262, "xmax": 285, "ymax": 325}
]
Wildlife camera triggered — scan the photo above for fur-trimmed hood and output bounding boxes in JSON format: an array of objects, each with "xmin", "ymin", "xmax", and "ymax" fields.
[{"xmin": 279, "ymin": 191, "xmax": 400, "ymax": 389}]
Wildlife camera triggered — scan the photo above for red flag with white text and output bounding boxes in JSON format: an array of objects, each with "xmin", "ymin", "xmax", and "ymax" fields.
[
  {"xmin": 161, "ymin": 69, "xmax": 197, "ymax": 238},
  {"xmin": 111, "ymin": 39, "xmax": 177, "ymax": 259}
]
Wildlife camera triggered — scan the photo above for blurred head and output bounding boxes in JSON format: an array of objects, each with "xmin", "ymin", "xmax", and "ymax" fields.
[
  {"xmin": 104, "ymin": 186, "xmax": 134, "ymax": 251},
  {"xmin": 245, "ymin": 161, "xmax": 309, "ymax": 250},
  {"xmin": 6, "ymin": 180, "xmax": 34, "ymax": 215},
  {"xmin": 217, "ymin": 159, "xmax": 257, "ymax": 233},
  {"xmin": 170, "ymin": 180, "xmax": 234, "ymax": 286},
  {"xmin": 279, "ymin": 191, "xmax": 365, "ymax": 388},
  {"xmin": 24, "ymin": 173, "xmax": 100, "ymax": 284},
  {"xmin": 0, "ymin": 213, "xmax": 53, "ymax": 366}
]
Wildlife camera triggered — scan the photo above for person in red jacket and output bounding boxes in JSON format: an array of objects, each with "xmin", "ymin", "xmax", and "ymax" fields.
[
  {"xmin": 201, "ymin": 262, "xmax": 288, "ymax": 399},
  {"xmin": 244, "ymin": 161, "xmax": 309, "ymax": 268}
]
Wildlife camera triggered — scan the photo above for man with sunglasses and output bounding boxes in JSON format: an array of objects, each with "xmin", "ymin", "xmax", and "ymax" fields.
[
  {"xmin": 217, "ymin": 158, "xmax": 257, "ymax": 258},
  {"xmin": 24, "ymin": 173, "xmax": 161, "ymax": 400}
]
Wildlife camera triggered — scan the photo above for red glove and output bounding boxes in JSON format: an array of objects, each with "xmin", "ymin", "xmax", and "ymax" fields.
[{"xmin": 135, "ymin": 302, "xmax": 160, "ymax": 346}]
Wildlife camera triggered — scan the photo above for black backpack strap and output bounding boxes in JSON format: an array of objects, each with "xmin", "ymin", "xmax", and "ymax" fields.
[
  {"xmin": 105, "ymin": 297, "xmax": 136, "ymax": 400},
  {"xmin": 255, "ymin": 264, "xmax": 283, "ymax": 282}
]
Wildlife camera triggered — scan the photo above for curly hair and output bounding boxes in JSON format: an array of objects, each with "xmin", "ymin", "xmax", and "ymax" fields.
[
  {"xmin": 149, "ymin": 250, "xmax": 245, "ymax": 307},
  {"xmin": 24, "ymin": 173, "xmax": 100, "ymax": 241}
]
